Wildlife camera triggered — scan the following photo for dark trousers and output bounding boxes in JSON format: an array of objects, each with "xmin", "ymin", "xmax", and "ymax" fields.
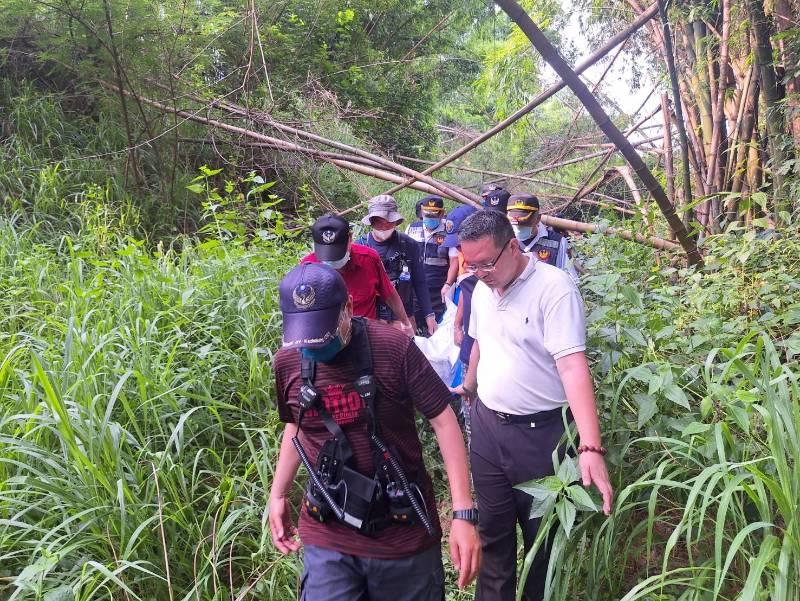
[
  {"xmin": 470, "ymin": 400, "xmax": 569, "ymax": 601},
  {"xmin": 299, "ymin": 544, "xmax": 444, "ymax": 601}
]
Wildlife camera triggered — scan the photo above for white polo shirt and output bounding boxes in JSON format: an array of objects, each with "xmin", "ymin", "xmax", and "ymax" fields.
[{"xmin": 468, "ymin": 256, "xmax": 586, "ymax": 414}]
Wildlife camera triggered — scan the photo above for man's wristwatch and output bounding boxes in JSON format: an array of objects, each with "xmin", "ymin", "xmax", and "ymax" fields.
[{"xmin": 452, "ymin": 508, "xmax": 479, "ymax": 525}]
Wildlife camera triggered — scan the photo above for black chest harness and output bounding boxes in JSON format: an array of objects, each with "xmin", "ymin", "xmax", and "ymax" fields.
[{"xmin": 291, "ymin": 318, "xmax": 434, "ymax": 536}]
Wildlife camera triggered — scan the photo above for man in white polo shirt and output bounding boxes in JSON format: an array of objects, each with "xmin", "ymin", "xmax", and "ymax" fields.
[{"xmin": 456, "ymin": 210, "xmax": 612, "ymax": 601}]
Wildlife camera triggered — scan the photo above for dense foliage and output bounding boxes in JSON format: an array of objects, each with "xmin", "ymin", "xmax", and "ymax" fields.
[
  {"xmin": 0, "ymin": 199, "xmax": 798, "ymax": 599},
  {"xmin": 2, "ymin": 0, "xmax": 800, "ymax": 599}
]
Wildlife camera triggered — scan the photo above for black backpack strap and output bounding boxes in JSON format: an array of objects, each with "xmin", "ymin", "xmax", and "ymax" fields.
[
  {"xmin": 350, "ymin": 318, "xmax": 379, "ymax": 437},
  {"xmin": 296, "ymin": 352, "xmax": 353, "ymax": 465}
]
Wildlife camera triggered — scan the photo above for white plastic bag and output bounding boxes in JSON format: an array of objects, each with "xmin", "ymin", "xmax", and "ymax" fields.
[{"xmin": 413, "ymin": 294, "xmax": 460, "ymax": 386}]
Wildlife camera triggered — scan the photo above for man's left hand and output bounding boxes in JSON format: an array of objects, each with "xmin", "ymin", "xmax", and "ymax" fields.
[
  {"xmin": 449, "ymin": 519, "xmax": 481, "ymax": 589},
  {"xmin": 579, "ymin": 452, "xmax": 613, "ymax": 515},
  {"xmin": 426, "ymin": 315, "xmax": 438, "ymax": 335}
]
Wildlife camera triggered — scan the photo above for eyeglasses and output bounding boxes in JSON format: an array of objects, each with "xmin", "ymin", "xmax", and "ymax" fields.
[{"xmin": 464, "ymin": 238, "xmax": 511, "ymax": 274}]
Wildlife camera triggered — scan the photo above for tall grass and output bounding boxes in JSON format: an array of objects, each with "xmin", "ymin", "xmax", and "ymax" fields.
[
  {"xmin": 518, "ymin": 228, "xmax": 800, "ymax": 600},
  {"xmin": 0, "ymin": 216, "xmax": 305, "ymax": 600}
]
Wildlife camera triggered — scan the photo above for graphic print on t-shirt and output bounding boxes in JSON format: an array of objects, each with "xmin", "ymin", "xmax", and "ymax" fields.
[{"xmin": 304, "ymin": 383, "xmax": 365, "ymax": 425}]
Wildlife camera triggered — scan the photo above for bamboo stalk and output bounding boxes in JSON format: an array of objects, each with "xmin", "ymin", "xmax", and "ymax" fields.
[
  {"xmin": 495, "ymin": 0, "xmax": 703, "ymax": 265},
  {"xmin": 381, "ymin": 1, "xmax": 660, "ymax": 196},
  {"xmin": 660, "ymin": 93, "xmax": 676, "ymax": 215}
]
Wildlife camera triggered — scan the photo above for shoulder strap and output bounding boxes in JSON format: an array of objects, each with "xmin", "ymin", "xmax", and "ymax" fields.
[
  {"xmin": 397, "ymin": 233, "xmax": 409, "ymax": 259},
  {"xmin": 296, "ymin": 351, "xmax": 353, "ymax": 465},
  {"xmin": 350, "ymin": 318, "xmax": 379, "ymax": 436}
]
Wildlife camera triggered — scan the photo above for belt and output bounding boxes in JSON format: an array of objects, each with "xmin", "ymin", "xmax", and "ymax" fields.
[{"xmin": 489, "ymin": 405, "xmax": 568, "ymax": 427}]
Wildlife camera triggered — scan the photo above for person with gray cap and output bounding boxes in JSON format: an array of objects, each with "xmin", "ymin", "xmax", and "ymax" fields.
[
  {"xmin": 302, "ymin": 214, "xmax": 415, "ymax": 336},
  {"xmin": 269, "ymin": 262, "xmax": 481, "ymax": 600},
  {"xmin": 358, "ymin": 195, "xmax": 437, "ymax": 335}
]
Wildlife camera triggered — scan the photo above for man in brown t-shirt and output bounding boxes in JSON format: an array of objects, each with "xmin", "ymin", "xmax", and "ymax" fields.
[{"xmin": 269, "ymin": 262, "xmax": 480, "ymax": 600}]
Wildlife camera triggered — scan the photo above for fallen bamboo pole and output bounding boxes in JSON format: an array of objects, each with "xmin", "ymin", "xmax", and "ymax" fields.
[
  {"xmin": 495, "ymin": 0, "xmax": 703, "ymax": 266},
  {"xmin": 540, "ymin": 214, "xmax": 679, "ymax": 250},
  {"xmin": 383, "ymin": 1, "xmax": 660, "ymax": 196}
]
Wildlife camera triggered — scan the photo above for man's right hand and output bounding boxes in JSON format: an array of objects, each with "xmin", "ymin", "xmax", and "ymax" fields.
[
  {"xmin": 268, "ymin": 495, "xmax": 301, "ymax": 555},
  {"xmin": 450, "ymin": 518, "xmax": 481, "ymax": 588},
  {"xmin": 453, "ymin": 326, "xmax": 464, "ymax": 347}
]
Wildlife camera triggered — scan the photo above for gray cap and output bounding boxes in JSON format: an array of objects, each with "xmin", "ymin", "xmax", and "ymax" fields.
[{"xmin": 361, "ymin": 194, "xmax": 405, "ymax": 225}]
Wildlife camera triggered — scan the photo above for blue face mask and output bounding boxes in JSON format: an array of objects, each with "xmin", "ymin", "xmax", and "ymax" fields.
[
  {"xmin": 301, "ymin": 336, "xmax": 344, "ymax": 363},
  {"xmin": 423, "ymin": 218, "xmax": 440, "ymax": 230},
  {"xmin": 512, "ymin": 225, "xmax": 533, "ymax": 242}
]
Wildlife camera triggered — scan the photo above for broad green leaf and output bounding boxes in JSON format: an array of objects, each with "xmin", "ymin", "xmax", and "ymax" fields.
[{"xmin": 556, "ymin": 500, "xmax": 576, "ymax": 537}]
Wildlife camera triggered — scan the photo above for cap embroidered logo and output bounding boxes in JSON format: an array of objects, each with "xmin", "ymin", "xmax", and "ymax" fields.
[
  {"xmin": 292, "ymin": 284, "xmax": 316, "ymax": 309},
  {"xmin": 321, "ymin": 230, "xmax": 336, "ymax": 244},
  {"xmin": 490, "ymin": 196, "xmax": 499, "ymax": 206}
]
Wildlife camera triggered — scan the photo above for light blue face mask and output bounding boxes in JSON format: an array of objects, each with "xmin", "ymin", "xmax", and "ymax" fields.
[
  {"xmin": 512, "ymin": 225, "xmax": 533, "ymax": 242},
  {"xmin": 423, "ymin": 218, "xmax": 440, "ymax": 230},
  {"xmin": 301, "ymin": 336, "xmax": 344, "ymax": 363},
  {"xmin": 322, "ymin": 250, "xmax": 350, "ymax": 270}
]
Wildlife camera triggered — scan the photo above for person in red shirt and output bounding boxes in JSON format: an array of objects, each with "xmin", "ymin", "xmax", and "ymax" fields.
[{"xmin": 301, "ymin": 214, "xmax": 415, "ymax": 336}]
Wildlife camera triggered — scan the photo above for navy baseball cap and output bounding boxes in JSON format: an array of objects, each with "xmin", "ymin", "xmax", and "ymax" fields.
[
  {"xmin": 482, "ymin": 187, "xmax": 510, "ymax": 212},
  {"xmin": 420, "ymin": 195, "xmax": 445, "ymax": 216},
  {"xmin": 279, "ymin": 263, "xmax": 349, "ymax": 349},
  {"xmin": 442, "ymin": 205, "xmax": 477, "ymax": 248},
  {"xmin": 311, "ymin": 214, "xmax": 350, "ymax": 262}
]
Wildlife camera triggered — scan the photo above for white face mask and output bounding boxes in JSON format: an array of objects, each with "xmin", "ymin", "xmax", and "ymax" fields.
[
  {"xmin": 512, "ymin": 224, "xmax": 533, "ymax": 241},
  {"xmin": 323, "ymin": 250, "xmax": 350, "ymax": 270},
  {"xmin": 372, "ymin": 228, "xmax": 395, "ymax": 242}
]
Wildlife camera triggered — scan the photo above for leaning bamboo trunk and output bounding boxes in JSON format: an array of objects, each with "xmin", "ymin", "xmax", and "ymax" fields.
[
  {"xmin": 747, "ymin": 0, "xmax": 789, "ymax": 220},
  {"xmin": 383, "ymin": 2, "xmax": 660, "ymax": 195},
  {"xmin": 494, "ymin": 0, "xmax": 703, "ymax": 266}
]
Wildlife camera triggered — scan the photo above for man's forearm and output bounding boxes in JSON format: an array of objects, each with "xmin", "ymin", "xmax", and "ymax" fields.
[
  {"xmin": 270, "ymin": 423, "xmax": 302, "ymax": 499},
  {"xmin": 556, "ymin": 352, "xmax": 602, "ymax": 446},
  {"xmin": 430, "ymin": 406, "xmax": 473, "ymax": 510},
  {"xmin": 464, "ymin": 340, "xmax": 480, "ymax": 392}
]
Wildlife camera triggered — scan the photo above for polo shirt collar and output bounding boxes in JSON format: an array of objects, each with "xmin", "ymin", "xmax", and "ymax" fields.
[{"xmin": 492, "ymin": 256, "xmax": 536, "ymax": 300}]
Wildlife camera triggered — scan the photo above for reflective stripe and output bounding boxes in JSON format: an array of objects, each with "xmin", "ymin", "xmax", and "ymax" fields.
[{"xmin": 424, "ymin": 257, "xmax": 448, "ymax": 266}]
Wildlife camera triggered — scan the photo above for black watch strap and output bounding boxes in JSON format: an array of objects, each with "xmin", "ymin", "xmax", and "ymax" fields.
[{"xmin": 452, "ymin": 508, "xmax": 479, "ymax": 525}]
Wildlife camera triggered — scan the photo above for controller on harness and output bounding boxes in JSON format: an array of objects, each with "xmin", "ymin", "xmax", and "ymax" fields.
[{"xmin": 292, "ymin": 318, "xmax": 434, "ymax": 536}]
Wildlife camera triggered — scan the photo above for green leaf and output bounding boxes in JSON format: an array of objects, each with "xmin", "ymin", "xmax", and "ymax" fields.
[
  {"xmin": 556, "ymin": 456, "xmax": 579, "ymax": 484},
  {"xmin": 556, "ymin": 500, "xmax": 576, "ymax": 537},
  {"xmin": 619, "ymin": 284, "xmax": 642, "ymax": 308},
  {"xmin": 634, "ymin": 393, "xmax": 658, "ymax": 428},
  {"xmin": 44, "ymin": 586, "xmax": 75, "ymax": 601},
  {"xmin": 681, "ymin": 421, "xmax": 711, "ymax": 437},
  {"xmin": 663, "ymin": 383, "xmax": 690, "ymax": 409},
  {"xmin": 566, "ymin": 485, "xmax": 597, "ymax": 512},
  {"xmin": 185, "ymin": 183, "xmax": 205, "ymax": 194},
  {"xmin": 529, "ymin": 494, "xmax": 556, "ymax": 519}
]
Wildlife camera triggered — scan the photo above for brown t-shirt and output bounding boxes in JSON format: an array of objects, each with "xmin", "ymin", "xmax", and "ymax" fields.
[{"xmin": 274, "ymin": 319, "xmax": 450, "ymax": 559}]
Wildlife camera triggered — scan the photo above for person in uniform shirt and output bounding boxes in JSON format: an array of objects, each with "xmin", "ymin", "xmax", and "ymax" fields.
[
  {"xmin": 358, "ymin": 195, "xmax": 437, "ymax": 335},
  {"xmin": 441, "ymin": 204, "xmax": 478, "ymax": 443},
  {"xmin": 302, "ymin": 214, "xmax": 415, "ymax": 336},
  {"xmin": 405, "ymin": 195, "xmax": 450, "ymax": 324},
  {"xmin": 480, "ymin": 184, "xmax": 510, "ymax": 213},
  {"xmin": 506, "ymin": 193, "xmax": 578, "ymax": 281},
  {"xmin": 455, "ymin": 209, "xmax": 612, "ymax": 601},
  {"xmin": 269, "ymin": 263, "xmax": 481, "ymax": 600}
]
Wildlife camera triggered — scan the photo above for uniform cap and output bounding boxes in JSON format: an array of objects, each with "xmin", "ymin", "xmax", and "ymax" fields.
[
  {"xmin": 279, "ymin": 263, "xmax": 348, "ymax": 349},
  {"xmin": 311, "ymin": 214, "xmax": 350, "ymax": 262}
]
